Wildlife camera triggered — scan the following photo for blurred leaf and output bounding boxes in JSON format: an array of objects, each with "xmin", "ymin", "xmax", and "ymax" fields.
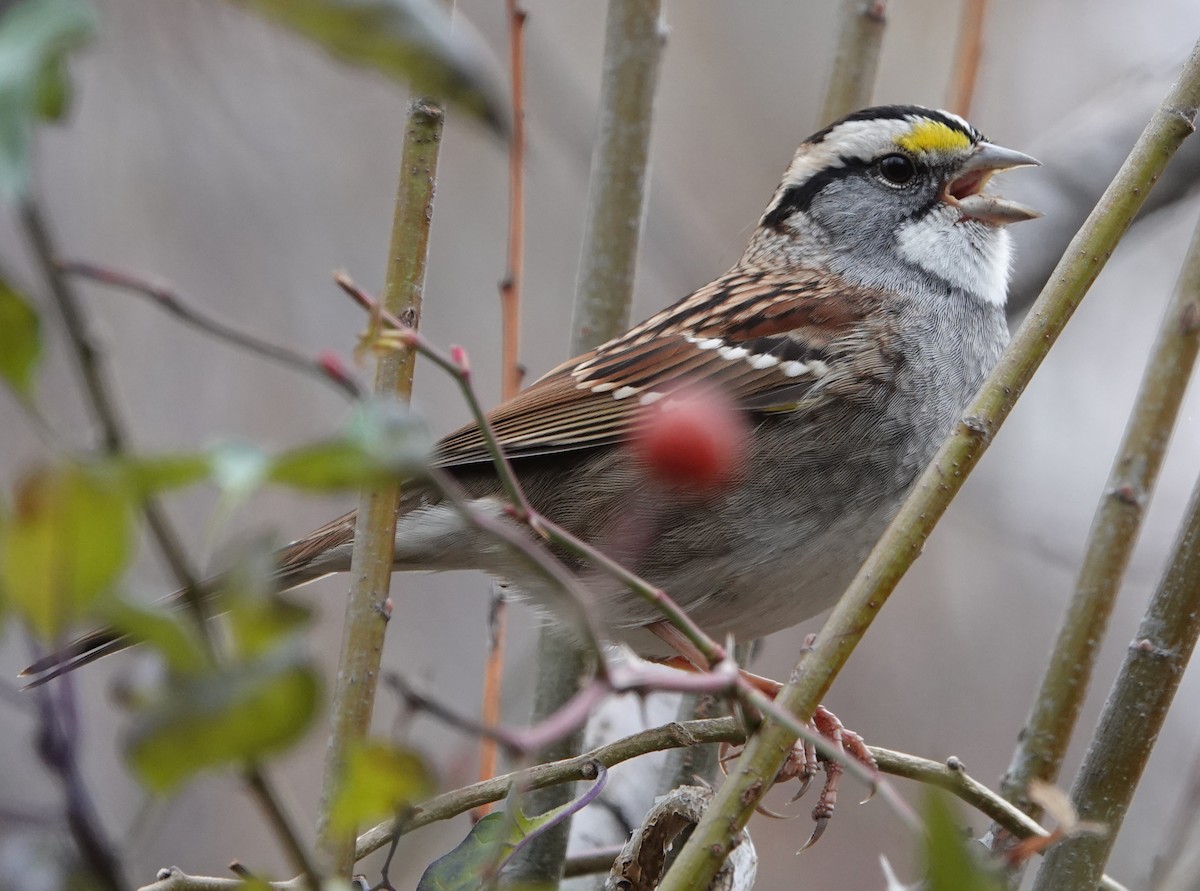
[
  {"xmin": 0, "ymin": 273, "xmax": 40, "ymax": 396},
  {"xmin": 125, "ymin": 648, "xmax": 319, "ymax": 792},
  {"xmin": 330, "ymin": 741, "xmax": 435, "ymax": 832},
  {"xmin": 0, "ymin": 463, "xmax": 132, "ymax": 639},
  {"xmin": 0, "ymin": 0, "xmax": 97, "ymax": 198},
  {"xmin": 209, "ymin": 441, "xmax": 271, "ymax": 494},
  {"xmin": 923, "ymin": 791, "xmax": 1003, "ymax": 891},
  {"xmin": 233, "ymin": 0, "xmax": 507, "ymax": 133},
  {"xmin": 217, "ymin": 543, "xmax": 313, "ymax": 657},
  {"xmin": 104, "ymin": 600, "xmax": 209, "ymax": 676},
  {"xmin": 269, "ymin": 400, "xmax": 429, "ymax": 490},
  {"xmin": 116, "ymin": 453, "xmax": 213, "ymax": 496}
]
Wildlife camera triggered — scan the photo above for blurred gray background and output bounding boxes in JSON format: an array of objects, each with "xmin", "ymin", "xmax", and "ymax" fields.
[{"xmin": 2, "ymin": 0, "xmax": 1200, "ymax": 888}]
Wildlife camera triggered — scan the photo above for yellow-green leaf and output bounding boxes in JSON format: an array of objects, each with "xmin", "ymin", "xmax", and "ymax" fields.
[
  {"xmin": 125, "ymin": 650, "xmax": 319, "ymax": 792},
  {"xmin": 0, "ymin": 274, "xmax": 40, "ymax": 396},
  {"xmin": 330, "ymin": 741, "xmax": 435, "ymax": 832},
  {"xmin": 104, "ymin": 600, "xmax": 209, "ymax": 676},
  {"xmin": 0, "ymin": 464, "xmax": 132, "ymax": 639},
  {"xmin": 235, "ymin": 0, "xmax": 506, "ymax": 134}
]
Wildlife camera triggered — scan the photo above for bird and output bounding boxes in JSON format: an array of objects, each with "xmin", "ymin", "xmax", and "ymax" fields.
[{"xmin": 22, "ymin": 105, "xmax": 1039, "ymax": 686}]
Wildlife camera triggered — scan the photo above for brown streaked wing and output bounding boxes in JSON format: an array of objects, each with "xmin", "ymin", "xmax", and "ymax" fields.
[{"xmin": 433, "ymin": 266, "xmax": 882, "ymax": 469}]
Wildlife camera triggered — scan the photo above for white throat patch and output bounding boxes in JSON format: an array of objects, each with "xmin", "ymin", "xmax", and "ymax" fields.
[{"xmin": 896, "ymin": 207, "xmax": 1012, "ymax": 307}]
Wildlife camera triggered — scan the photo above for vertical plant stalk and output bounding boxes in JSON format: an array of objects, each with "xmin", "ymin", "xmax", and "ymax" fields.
[
  {"xmin": 658, "ymin": 38, "xmax": 1200, "ymax": 891},
  {"xmin": 997, "ymin": 185, "xmax": 1200, "ymax": 830},
  {"xmin": 505, "ymin": 0, "xmax": 665, "ymax": 884},
  {"xmin": 314, "ymin": 98, "xmax": 444, "ymax": 876},
  {"xmin": 819, "ymin": 0, "xmax": 888, "ymax": 125},
  {"xmin": 1029, "ymin": 468, "xmax": 1200, "ymax": 891},
  {"xmin": 476, "ymin": 0, "xmax": 528, "ymax": 815},
  {"xmin": 946, "ymin": 0, "xmax": 989, "ymax": 117}
]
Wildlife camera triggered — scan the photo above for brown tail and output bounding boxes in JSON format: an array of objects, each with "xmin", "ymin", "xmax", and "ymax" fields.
[{"xmin": 18, "ymin": 510, "xmax": 359, "ymax": 688}]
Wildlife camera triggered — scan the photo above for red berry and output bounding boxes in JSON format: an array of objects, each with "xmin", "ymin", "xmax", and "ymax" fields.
[{"xmin": 631, "ymin": 387, "xmax": 747, "ymax": 490}]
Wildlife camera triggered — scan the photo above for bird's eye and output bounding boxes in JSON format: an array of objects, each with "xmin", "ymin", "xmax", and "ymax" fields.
[{"xmin": 877, "ymin": 154, "xmax": 916, "ymax": 186}]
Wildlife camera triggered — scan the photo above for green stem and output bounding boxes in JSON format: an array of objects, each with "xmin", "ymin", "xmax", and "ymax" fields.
[
  {"xmin": 657, "ymin": 36, "xmax": 1200, "ymax": 891},
  {"xmin": 998, "ymin": 163, "xmax": 1200, "ymax": 829},
  {"xmin": 1029, "ymin": 466, "xmax": 1200, "ymax": 890},
  {"xmin": 313, "ymin": 98, "xmax": 444, "ymax": 876}
]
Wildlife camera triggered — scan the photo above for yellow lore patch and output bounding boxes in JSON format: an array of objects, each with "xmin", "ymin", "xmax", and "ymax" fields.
[{"xmin": 895, "ymin": 120, "xmax": 971, "ymax": 155}]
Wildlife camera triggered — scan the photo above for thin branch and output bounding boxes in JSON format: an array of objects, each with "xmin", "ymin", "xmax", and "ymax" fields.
[
  {"xmin": 657, "ymin": 36, "xmax": 1200, "ymax": 891},
  {"xmin": 60, "ymin": 261, "xmax": 361, "ymax": 399},
  {"xmin": 17, "ymin": 196, "xmax": 206, "ymax": 625},
  {"xmin": 1030, "ymin": 465, "xmax": 1200, "ymax": 890},
  {"xmin": 946, "ymin": 0, "xmax": 988, "ymax": 117},
  {"xmin": 313, "ymin": 97, "xmax": 445, "ymax": 877},
  {"xmin": 244, "ymin": 765, "xmax": 320, "ymax": 889},
  {"xmin": 498, "ymin": 0, "xmax": 527, "ymax": 401},
  {"xmin": 998, "ymin": 164, "xmax": 1200, "ymax": 829},
  {"xmin": 33, "ymin": 679, "xmax": 127, "ymax": 891},
  {"xmin": 819, "ymin": 0, "xmax": 888, "ymax": 125},
  {"xmin": 478, "ymin": 0, "xmax": 529, "ymax": 817},
  {"xmin": 563, "ymin": 846, "xmax": 624, "ymax": 878}
]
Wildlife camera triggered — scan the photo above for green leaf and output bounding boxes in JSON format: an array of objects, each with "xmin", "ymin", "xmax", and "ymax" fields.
[
  {"xmin": 923, "ymin": 791, "xmax": 1004, "ymax": 891},
  {"xmin": 268, "ymin": 400, "xmax": 429, "ymax": 490},
  {"xmin": 416, "ymin": 812, "xmax": 518, "ymax": 891},
  {"xmin": 125, "ymin": 649, "xmax": 320, "ymax": 792},
  {"xmin": 235, "ymin": 0, "xmax": 506, "ymax": 134},
  {"xmin": 104, "ymin": 600, "xmax": 209, "ymax": 676},
  {"xmin": 0, "ymin": 0, "xmax": 97, "ymax": 198},
  {"xmin": 0, "ymin": 273, "xmax": 40, "ymax": 396},
  {"xmin": 416, "ymin": 796, "xmax": 583, "ymax": 890},
  {"xmin": 116, "ymin": 453, "xmax": 213, "ymax": 496},
  {"xmin": 330, "ymin": 741, "xmax": 435, "ymax": 832},
  {"xmin": 0, "ymin": 463, "xmax": 132, "ymax": 639}
]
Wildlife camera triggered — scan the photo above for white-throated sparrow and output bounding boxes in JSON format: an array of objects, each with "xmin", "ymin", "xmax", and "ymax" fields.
[{"xmin": 24, "ymin": 105, "xmax": 1039, "ymax": 682}]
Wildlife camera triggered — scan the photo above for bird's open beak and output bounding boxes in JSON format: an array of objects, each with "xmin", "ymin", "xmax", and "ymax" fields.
[{"xmin": 945, "ymin": 142, "xmax": 1041, "ymax": 226}]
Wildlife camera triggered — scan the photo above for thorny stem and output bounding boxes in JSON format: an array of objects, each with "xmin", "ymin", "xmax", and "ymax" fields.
[
  {"xmin": 657, "ymin": 35, "xmax": 1200, "ymax": 891},
  {"xmin": 996, "ymin": 167, "xmax": 1200, "ymax": 846},
  {"xmin": 313, "ymin": 98, "xmax": 444, "ymax": 877}
]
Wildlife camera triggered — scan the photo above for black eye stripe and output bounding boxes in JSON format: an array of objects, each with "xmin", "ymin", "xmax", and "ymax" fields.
[
  {"xmin": 762, "ymin": 151, "xmax": 934, "ymax": 229},
  {"xmin": 761, "ymin": 156, "xmax": 871, "ymax": 229}
]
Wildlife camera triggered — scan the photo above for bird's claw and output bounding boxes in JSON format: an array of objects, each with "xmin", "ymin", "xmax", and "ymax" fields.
[{"xmin": 774, "ymin": 704, "xmax": 875, "ymax": 849}]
